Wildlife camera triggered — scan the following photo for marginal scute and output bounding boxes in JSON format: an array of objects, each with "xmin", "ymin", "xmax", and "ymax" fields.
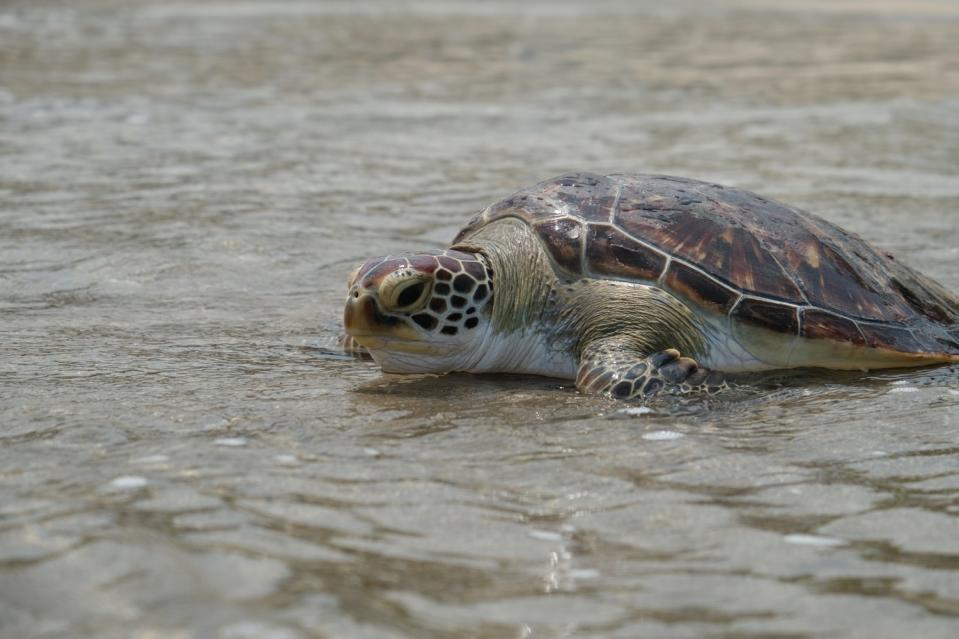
[
  {"xmin": 663, "ymin": 262, "xmax": 738, "ymax": 314},
  {"xmin": 938, "ymin": 334, "xmax": 959, "ymax": 354},
  {"xmin": 586, "ymin": 224, "xmax": 666, "ymax": 281},
  {"xmin": 859, "ymin": 324, "xmax": 926, "ymax": 354},
  {"xmin": 533, "ymin": 217, "xmax": 583, "ymax": 273},
  {"xmin": 909, "ymin": 327, "xmax": 958, "ymax": 355},
  {"xmin": 732, "ymin": 298, "xmax": 799, "ymax": 335},
  {"xmin": 891, "ymin": 276, "xmax": 954, "ymax": 324},
  {"xmin": 800, "ymin": 310, "xmax": 866, "ymax": 345}
]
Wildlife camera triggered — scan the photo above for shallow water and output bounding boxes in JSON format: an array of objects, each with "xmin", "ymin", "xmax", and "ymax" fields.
[{"xmin": 2, "ymin": 1, "xmax": 959, "ymax": 637}]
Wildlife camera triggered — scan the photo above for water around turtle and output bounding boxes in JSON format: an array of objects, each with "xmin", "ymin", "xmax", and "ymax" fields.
[{"xmin": 2, "ymin": 1, "xmax": 959, "ymax": 637}]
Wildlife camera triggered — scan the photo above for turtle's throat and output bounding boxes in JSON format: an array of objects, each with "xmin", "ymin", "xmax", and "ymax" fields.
[
  {"xmin": 462, "ymin": 324, "xmax": 578, "ymax": 378},
  {"xmin": 452, "ymin": 218, "xmax": 556, "ymax": 336}
]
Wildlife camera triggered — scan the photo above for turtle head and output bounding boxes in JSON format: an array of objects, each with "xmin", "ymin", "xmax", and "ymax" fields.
[{"xmin": 343, "ymin": 249, "xmax": 494, "ymax": 373}]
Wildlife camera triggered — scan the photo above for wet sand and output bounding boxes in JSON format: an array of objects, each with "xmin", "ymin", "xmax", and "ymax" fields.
[{"xmin": 2, "ymin": 1, "xmax": 959, "ymax": 637}]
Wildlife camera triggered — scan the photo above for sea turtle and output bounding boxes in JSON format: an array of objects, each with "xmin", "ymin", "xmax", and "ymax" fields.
[{"xmin": 343, "ymin": 173, "xmax": 959, "ymax": 400}]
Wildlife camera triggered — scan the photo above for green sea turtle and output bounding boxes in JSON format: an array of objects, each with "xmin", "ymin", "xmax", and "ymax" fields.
[{"xmin": 343, "ymin": 173, "xmax": 959, "ymax": 400}]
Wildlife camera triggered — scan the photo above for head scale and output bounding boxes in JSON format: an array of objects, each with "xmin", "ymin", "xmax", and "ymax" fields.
[{"xmin": 343, "ymin": 249, "xmax": 494, "ymax": 373}]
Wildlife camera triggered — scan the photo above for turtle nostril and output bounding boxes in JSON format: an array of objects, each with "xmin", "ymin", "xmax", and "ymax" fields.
[{"xmin": 396, "ymin": 281, "xmax": 426, "ymax": 309}]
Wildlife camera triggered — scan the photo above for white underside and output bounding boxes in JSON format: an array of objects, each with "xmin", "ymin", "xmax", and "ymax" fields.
[
  {"xmin": 364, "ymin": 325, "xmax": 578, "ymax": 379},
  {"xmin": 463, "ymin": 328, "xmax": 579, "ymax": 379}
]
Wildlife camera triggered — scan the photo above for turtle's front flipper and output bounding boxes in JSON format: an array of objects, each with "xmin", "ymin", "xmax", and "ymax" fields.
[{"xmin": 576, "ymin": 341, "xmax": 725, "ymax": 400}]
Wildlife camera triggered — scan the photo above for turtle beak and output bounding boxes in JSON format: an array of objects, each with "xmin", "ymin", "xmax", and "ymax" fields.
[
  {"xmin": 343, "ymin": 293, "xmax": 378, "ymax": 336},
  {"xmin": 343, "ymin": 292, "xmax": 421, "ymax": 347}
]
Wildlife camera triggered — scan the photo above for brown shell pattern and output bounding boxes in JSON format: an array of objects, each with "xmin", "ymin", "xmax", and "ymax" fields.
[{"xmin": 453, "ymin": 172, "xmax": 959, "ymax": 355}]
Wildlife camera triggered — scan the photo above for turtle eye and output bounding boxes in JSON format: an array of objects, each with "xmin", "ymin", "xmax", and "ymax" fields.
[
  {"xmin": 397, "ymin": 281, "xmax": 427, "ymax": 308},
  {"xmin": 380, "ymin": 273, "xmax": 432, "ymax": 313}
]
